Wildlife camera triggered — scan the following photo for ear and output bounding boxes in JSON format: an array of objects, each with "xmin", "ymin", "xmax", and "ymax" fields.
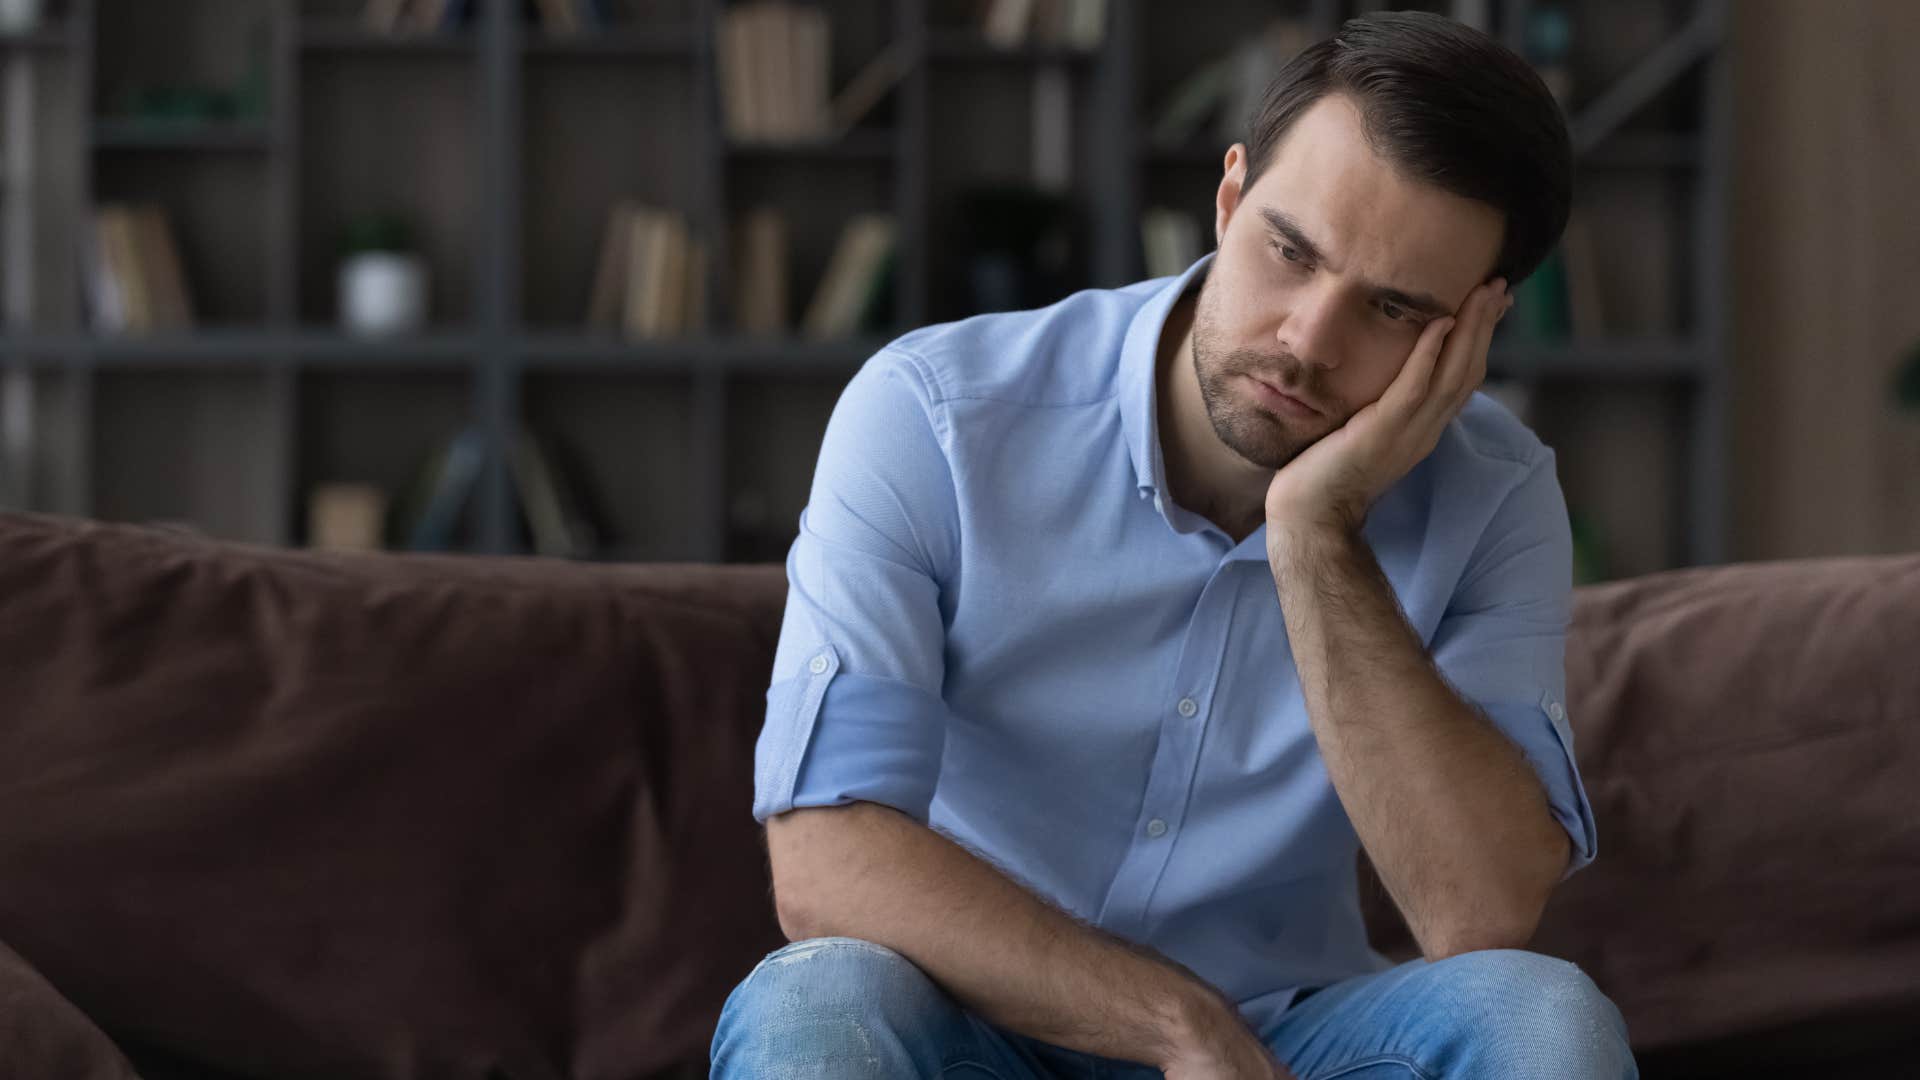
[{"xmin": 1215, "ymin": 143, "xmax": 1249, "ymax": 248}]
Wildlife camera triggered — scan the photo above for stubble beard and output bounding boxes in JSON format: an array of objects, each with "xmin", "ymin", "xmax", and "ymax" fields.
[{"xmin": 1188, "ymin": 281, "xmax": 1341, "ymax": 471}]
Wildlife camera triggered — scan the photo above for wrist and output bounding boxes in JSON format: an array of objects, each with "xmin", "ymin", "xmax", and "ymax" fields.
[
  {"xmin": 1265, "ymin": 517, "xmax": 1359, "ymax": 566},
  {"xmin": 1155, "ymin": 981, "xmax": 1243, "ymax": 1067}
]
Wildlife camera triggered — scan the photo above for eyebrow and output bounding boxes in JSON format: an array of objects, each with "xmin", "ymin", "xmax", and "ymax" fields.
[{"xmin": 1258, "ymin": 207, "xmax": 1454, "ymax": 320}]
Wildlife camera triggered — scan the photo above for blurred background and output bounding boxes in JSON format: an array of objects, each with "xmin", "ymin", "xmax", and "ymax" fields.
[{"xmin": 0, "ymin": 0, "xmax": 1913, "ymax": 582}]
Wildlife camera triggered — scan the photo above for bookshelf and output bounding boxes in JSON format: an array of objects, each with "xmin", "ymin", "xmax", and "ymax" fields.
[{"xmin": 0, "ymin": 0, "xmax": 1731, "ymax": 579}]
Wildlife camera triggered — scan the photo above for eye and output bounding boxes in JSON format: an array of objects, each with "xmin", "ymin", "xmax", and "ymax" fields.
[
  {"xmin": 1268, "ymin": 239, "xmax": 1308, "ymax": 269},
  {"xmin": 1379, "ymin": 300, "xmax": 1405, "ymax": 321}
]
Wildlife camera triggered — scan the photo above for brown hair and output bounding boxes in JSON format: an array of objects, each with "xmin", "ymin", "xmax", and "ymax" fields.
[{"xmin": 1243, "ymin": 10, "xmax": 1572, "ymax": 285}]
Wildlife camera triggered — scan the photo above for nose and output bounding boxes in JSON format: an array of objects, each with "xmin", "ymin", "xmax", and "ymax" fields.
[{"xmin": 1277, "ymin": 282, "xmax": 1343, "ymax": 371}]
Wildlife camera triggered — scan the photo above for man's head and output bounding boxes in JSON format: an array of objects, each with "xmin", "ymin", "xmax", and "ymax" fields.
[{"xmin": 1188, "ymin": 11, "xmax": 1571, "ymax": 471}]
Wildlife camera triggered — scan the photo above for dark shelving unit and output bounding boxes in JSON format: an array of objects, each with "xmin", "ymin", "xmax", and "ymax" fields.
[{"xmin": 0, "ymin": 0, "xmax": 1730, "ymax": 577}]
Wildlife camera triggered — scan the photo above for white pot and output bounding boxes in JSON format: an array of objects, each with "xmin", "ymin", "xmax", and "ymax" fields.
[
  {"xmin": 0, "ymin": 0, "xmax": 45, "ymax": 33},
  {"xmin": 339, "ymin": 251, "xmax": 428, "ymax": 337}
]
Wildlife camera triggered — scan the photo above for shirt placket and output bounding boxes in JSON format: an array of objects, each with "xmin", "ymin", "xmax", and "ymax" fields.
[{"xmin": 1095, "ymin": 561, "xmax": 1242, "ymax": 940}]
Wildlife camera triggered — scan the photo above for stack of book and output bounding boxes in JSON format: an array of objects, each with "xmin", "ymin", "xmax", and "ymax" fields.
[
  {"xmin": 85, "ymin": 204, "xmax": 196, "ymax": 334},
  {"xmin": 718, "ymin": 2, "xmax": 831, "ymax": 142},
  {"xmin": 978, "ymin": 0, "xmax": 1107, "ymax": 49},
  {"xmin": 586, "ymin": 202, "xmax": 709, "ymax": 339},
  {"xmin": 729, "ymin": 209, "xmax": 894, "ymax": 339}
]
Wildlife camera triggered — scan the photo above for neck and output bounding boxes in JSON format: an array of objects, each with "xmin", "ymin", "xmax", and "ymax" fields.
[{"xmin": 1155, "ymin": 290, "xmax": 1274, "ymax": 543}]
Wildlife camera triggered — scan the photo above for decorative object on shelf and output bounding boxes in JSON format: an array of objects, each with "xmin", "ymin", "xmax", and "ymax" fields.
[
  {"xmin": 0, "ymin": 0, "xmax": 44, "ymax": 34},
  {"xmin": 585, "ymin": 202, "xmax": 707, "ymax": 339},
  {"xmin": 308, "ymin": 483, "xmax": 388, "ymax": 551},
  {"xmin": 84, "ymin": 203, "xmax": 196, "ymax": 335},
  {"xmin": 338, "ymin": 214, "xmax": 429, "ymax": 337},
  {"xmin": 802, "ymin": 213, "xmax": 895, "ymax": 340}
]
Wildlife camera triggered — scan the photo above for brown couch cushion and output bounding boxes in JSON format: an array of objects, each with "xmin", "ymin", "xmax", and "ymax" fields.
[
  {"xmin": 1537, "ymin": 553, "xmax": 1920, "ymax": 1059},
  {"xmin": 0, "ymin": 935, "xmax": 139, "ymax": 1079},
  {"xmin": 0, "ymin": 512, "xmax": 787, "ymax": 1079}
]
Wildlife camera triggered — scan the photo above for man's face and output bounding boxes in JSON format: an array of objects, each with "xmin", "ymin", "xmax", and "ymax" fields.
[{"xmin": 1192, "ymin": 94, "xmax": 1506, "ymax": 470}]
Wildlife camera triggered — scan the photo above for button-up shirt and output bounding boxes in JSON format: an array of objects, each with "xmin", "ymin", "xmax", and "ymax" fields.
[{"xmin": 752, "ymin": 252, "xmax": 1598, "ymax": 1037}]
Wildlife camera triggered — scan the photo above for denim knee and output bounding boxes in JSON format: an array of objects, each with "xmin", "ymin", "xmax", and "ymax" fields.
[
  {"xmin": 711, "ymin": 936, "xmax": 959, "ymax": 1079},
  {"xmin": 1425, "ymin": 948, "xmax": 1636, "ymax": 1079}
]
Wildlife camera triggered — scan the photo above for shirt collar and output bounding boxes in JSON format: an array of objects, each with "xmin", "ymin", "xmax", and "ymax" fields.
[{"xmin": 1118, "ymin": 251, "xmax": 1215, "ymax": 500}]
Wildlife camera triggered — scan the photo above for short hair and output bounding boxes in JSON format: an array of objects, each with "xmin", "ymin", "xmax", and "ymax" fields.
[{"xmin": 1242, "ymin": 10, "xmax": 1572, "ymax": 286}]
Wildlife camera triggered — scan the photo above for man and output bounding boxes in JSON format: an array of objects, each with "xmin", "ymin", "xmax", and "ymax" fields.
[{"xmin": 713, "ymin": 10, "xmax": 1630, "ymax": 1079}]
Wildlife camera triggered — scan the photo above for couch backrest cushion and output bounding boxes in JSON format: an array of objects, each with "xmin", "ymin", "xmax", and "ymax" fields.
[
  {"xmin": 1529, "ymin": 554, "xmax": 1920, "ymax": 1055},
  {"xmin": 0, "ymin": 513, "xmax": 788, "ymax": 1079}
]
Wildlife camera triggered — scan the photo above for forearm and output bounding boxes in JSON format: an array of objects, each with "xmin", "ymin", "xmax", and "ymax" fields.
[
  {"xmin": 767, "ymin": 800, "xmax": 1240, "ymax": 1069},
  {"xmin": 1267, "ymin": 524, "xmax": 1566, "ymax": 958}
]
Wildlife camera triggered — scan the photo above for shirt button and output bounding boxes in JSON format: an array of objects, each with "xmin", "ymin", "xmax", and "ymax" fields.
[
  {"xmin": 809, "ymin": 654, "xmax": 829, "ymax": 675},
  {"xmin": 1548, "ymin": 701, "xmax": 1566, "ymax": 723},
  {"xmin": 1177, "ymin": 697, "xmax": 1198, "ymax": 718},
  {"xmin": 1146, "ymin": 818, "xmax": 1168, "ymax": 838}
]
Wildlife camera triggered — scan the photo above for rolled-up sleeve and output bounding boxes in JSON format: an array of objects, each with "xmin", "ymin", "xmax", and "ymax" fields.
[
  {"xmin": 752, "ymin": 349, "xmax": 961, "ymax": 826},
  {"xmin": 1428, "ymin": 448, "xmax": 1599, "ymax": 881}
]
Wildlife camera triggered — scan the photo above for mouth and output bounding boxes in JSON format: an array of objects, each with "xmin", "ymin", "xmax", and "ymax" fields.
[{"xmin": 1245, "ymin": 375, "xmax": 1322, "ymax": 418}]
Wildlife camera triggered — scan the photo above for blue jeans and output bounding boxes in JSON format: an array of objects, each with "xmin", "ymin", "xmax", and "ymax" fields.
[{"xmin": 710, "ymin": 936, "xmax": 1637, "ymax": 1079}]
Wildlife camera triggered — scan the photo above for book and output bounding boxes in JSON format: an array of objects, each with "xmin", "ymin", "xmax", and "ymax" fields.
[
  {"xmin": 983, "ymin": 0, "xmax": 1036, "ymax": 48},
  {"xmin": 406, "ymin": 426, "xmax": 484, "ymax": 551},
  {"xmin": 99, "ymin": 207, "xmax": 151, "ymax": 333},
  {"xmin": 718, "ymin": 7, "xmax": 758, "ymax": 138},
  {"xmin": 829, "ymin": 40, "xmax": 908, "ymax": 136},
  {"xmin": 511, "ymin": 428, "xmax": 580, "ymax": 557},
  {"xmin": 761, "ymin": 4, "xmax": 793, "ymax": 139},
  {"xmin": 653, "ymin": 212, "xmax": 689, "ymax": 337},
  {"xmin": 623, "ymin": 206, "xmax": 666, "ymax": 339},
  {"xmin": 732, "ymin": 206, "xmax": 789, "ymax": 335},
  {"xmin": 802, "ymin": 214, "xmax": 895, "ymax": 339},
  {"xmin": 84, "ymin": 209, "xmax": 126, "ymax": 332},
  {"xmin": 792, "ymin": 4, "xmax": 831, "ymax": 139},
  {"xmin": 587, "ymin": 201, "xmax": 637, "ymax": 329},
  {"xmin": 682, "ymin": 237, "xmax": 709, "ymax": 334},
  {"xmin": 134, "ymin": 205, "xmax": 194, "ymax": 331}
]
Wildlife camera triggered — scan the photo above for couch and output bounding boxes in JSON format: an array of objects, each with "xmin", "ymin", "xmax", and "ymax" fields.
[{"xmin": 0, "ymin": 511, "xmax": 1915, "ymax": 1079}]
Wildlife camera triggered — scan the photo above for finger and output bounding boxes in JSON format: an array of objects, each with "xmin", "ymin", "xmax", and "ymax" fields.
[
  {"xmin": 1383, "ymin": 313, "xmax": 1454, "ymax": 417},
  {"xmin": 1422, "ymin": 281, "xmax": 1500, "ymax": 421}
]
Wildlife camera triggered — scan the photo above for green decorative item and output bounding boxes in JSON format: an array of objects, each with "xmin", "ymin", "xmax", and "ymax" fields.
[
  {"xmin": 1570, "ymin": 510, "xmax": 1608, "ymax": 586},
  {"xmin": 1510, "ymin": 248, "xmax": 1571, "ymax": 342},
  {"xmin": 342, "ymin": 214, "xmax": 414, "ymax": 257},
  {"xmin": 1895, "ymin": 339, "xmax": 1920, "ymax": 412}
]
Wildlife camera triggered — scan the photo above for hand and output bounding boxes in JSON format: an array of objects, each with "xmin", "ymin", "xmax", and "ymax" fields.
[{"xmin": 1263, "ymin": 278, "xmax": 1513, "ymax": 539}]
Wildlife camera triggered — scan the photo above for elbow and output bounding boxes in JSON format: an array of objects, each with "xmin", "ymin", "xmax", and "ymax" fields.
[{"xmin": 1418, "ymin": 891, "xmax": 1551, "ymax": 963}]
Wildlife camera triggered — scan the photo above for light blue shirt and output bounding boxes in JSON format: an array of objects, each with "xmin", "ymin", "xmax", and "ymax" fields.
[{"xmin": 753, "ymin": 252, "xmax": 1598, "ymax": 1036}]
